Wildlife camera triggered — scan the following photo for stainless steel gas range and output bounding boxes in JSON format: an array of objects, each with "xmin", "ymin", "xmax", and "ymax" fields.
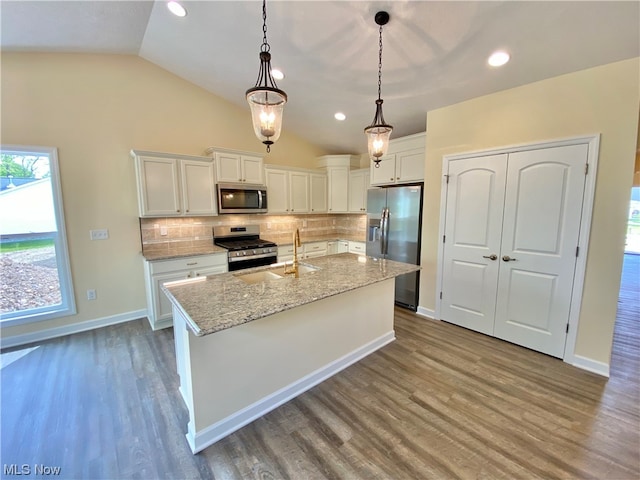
[{"xmin": 213, "ymin": 225, "xmax": 277, "ymax": 271}]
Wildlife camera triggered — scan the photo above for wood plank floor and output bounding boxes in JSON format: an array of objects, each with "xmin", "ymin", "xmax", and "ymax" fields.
[{"xmin": 2, "ymin": 254, "xmax": 638, "ymax": 479}]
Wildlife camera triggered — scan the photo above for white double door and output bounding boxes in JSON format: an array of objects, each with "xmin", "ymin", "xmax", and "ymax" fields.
[{"xmin": 440, "ymin": 144, "xmax": 588, "ymax": 358}]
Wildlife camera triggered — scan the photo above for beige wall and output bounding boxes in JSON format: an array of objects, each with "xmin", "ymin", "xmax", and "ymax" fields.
[
  {"xmin": 421, "ymin": 58, "xmax": 640, "ymax": 366},
  {"xmin": 1, "ymin": 52, "xmax": 327, "ymax": 339}
]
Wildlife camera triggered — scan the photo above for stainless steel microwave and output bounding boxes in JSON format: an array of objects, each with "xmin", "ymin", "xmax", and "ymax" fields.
[{"xmin": 217, "ymin": 183, "xmax": 268, "ymax": 214}]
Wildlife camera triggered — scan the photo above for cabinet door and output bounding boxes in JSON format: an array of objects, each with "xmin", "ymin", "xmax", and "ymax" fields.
[
  {"xmin": 138, "ymin": 156, "xmax": 182, "ymax": 216},
  {"xmin": 338, "ymin": 241, "xmax": 349, "ymax": 253},
  {"xmin": 349, "ymin": 171, "xmax": 368, "ymax": 212},
  {"xmin": 310, "ymin": 174, "xmax": 327, "ymax": 213},
  {"xmin": 327, "ymin": 241, "xmax": 338, "ymax": 255},
  {"xmin": 289, "ymin": 172, "xmax": 309, "ymax": 213},
  {"xmin": 152, "ymin": 271, "xmax": 191, "ymax": 328},
  {"xmin": 265, "ymin": 169, "xmax": 290, "ymax": 213},
  {"xmin": 396, "ymin": 148, "xmax": 425, "ymax": 183},
  {"xmin": 181, "ymin": 160, "xmax": 217, "ymax": 215},
  {"xmin": 215, "ymin": 152, "xmax": 243, "ymax": 182},
  {"xmin": 328, "ymin": 167, "xmax": 349, "ymax": 213},
  {"xmin": 370, "ymin": 155, "xmax": 396, "ymax": 186},
  {"xmin": 241, "ymin": 155, "xmax": 264, "ymax": 184}
]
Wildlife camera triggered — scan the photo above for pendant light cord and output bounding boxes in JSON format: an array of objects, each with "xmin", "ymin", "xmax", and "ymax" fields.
[
  {"xmin": 377, "ymin": 24, "xmax": 383, "ymax": 101},
  {"xmin": 261, "ymin": 0, "xmax": 270, "ymax": 53}
]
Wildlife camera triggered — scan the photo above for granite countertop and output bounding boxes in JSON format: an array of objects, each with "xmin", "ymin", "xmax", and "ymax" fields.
[
  {"xmin": 162, "ymin": 253, "xmax": 420, "ymax": 337},
  {"xmin": 142, "ymin": 235, "xmax": 365, "ymax": 261},
  {"xmin": 275, "ymin": 234, "xmax": 366, "ymax": 247},
  {"xmin": 142, "ymin": 244, "xmax": 227, "ymax": 261}
]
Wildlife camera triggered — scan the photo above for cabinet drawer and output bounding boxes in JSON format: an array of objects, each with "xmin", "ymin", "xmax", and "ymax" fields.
[
  {"xmin": 278, "ymin": 245, "xmax": 295, "ymax": 256},
  {"xmin": 149, "ymin": 253, "xmax": 227, "ymax": 275},
  {"xmin": 349, "ymin": 241, "xmax": 366, "ymax": 255},
  {"xmin": 304, "ymin": 241, "xmax": 327, "ymax": 252}
]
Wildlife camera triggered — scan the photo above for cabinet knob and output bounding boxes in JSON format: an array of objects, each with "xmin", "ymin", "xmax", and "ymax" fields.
[
  {"xmin": 390, "ymin": 177, "xmax": 394, "ymax": 181},
  {"xmin": 186, "ymin": 209, "xmax": 189, "ymax": 213},
  {"xmin": 176, "ymin": 209, "xmax": 180, "ymax": 213},
  {"xmin": 396, "ymin": 177, "xmax": 400, "ymax": 180}
]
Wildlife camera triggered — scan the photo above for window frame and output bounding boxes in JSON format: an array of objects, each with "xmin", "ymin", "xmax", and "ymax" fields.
[{"xmin": 0, "ymin": 145, "xmax": 76, "ymax": 326}]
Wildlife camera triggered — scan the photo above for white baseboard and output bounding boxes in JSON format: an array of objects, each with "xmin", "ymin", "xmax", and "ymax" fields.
[
  {"xmin": 188, "ymin": 331, "xmax": 395, "ymax": 454},
  {"xmin": 416, "ymin": 306, "xmax": 436, "ymax": 320},
  {"xmin": 0, "ymin": 309, "xmax": 147, "ymax": 350},
  {"xmin": 570, "ymin": 354, "xmax": 610, "ymax": 378}
]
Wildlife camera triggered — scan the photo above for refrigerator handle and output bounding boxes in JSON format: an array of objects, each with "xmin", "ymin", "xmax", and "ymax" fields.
[{"xmin": 381, "ymin": 208, "xmax": 390, "ymax": 255}]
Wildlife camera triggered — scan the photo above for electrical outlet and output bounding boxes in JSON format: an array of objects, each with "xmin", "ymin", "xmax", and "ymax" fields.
[
  {"xmin": 86, "ymin": 289, "xmax": 97, "ymax": 300},
  {"xmin": 266, "ymin": 223, "xmax": 271, "ymax": 230},
  {"xmin": 160, "ymin": 226, "xmax": 168, "ymax": 236},
  {"xmin": 302, "ymin": 219, "xmax": 308, "ymax": 228},
  {"xmin": 89, "ymin": 229, "xmax": 109, "ymax": 240}
]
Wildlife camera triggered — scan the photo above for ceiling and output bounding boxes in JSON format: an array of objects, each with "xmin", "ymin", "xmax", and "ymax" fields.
[{"xmin": 2, "ymin": 1, "xmax": 639, "ymax": 155}]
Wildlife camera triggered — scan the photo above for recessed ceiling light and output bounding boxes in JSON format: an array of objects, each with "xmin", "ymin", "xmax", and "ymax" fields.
[
  {"xmin": 488, "ymin": 50, "xmax": 510, "ymax": 67},
  {"xmin": 334, "ymin": 112, "xmax": 346, "ymax": 121},
  {"xmin": 271, "ymin": 69, "xmax": 284, "ymax": 81},
  {"xmin": 167, "ymin": 1, "xmax": 187, "ymax": 17}
]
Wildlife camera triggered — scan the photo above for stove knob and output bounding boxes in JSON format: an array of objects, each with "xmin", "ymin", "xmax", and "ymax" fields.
[
  {"xmin": 242, "ymin": 251, "xmax": 247, "ymax": 256},
  {"xmin": 253, "ymin": 249, "xmax": 257, "ymax": 255}
]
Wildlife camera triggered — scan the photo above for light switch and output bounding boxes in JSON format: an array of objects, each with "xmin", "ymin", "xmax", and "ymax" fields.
[{"xmin": 90, "ymin": 229, "xmax": 109, "ymax": 240}]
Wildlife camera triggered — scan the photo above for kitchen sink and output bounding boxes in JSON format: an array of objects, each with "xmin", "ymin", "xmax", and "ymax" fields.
[{"xmin": 234, "ymin": 263, "xmax": 320, "ymax": 284}]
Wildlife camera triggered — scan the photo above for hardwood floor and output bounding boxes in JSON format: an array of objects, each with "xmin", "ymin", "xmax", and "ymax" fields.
[{"xmin": 2, "ymin": 255, "xmax": 638, "ymax": 479}]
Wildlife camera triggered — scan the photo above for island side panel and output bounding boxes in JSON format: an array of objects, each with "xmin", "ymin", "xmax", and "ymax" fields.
[{"xmin": 186, "ymin": 278, "xmax": 395, "ymax": 452}]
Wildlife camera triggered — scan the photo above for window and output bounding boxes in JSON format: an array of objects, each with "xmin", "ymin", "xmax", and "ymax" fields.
[
  {"xmin": 0, "ymin": 145, "xmax": 76, "ymax": 326},
  {"xmin": 626, "ymin": 186, "xmax": 640, "ymax": 254}
]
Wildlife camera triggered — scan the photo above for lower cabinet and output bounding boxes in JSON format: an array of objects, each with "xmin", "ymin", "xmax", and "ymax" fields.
[
  {"xmin": 303, "ymin": 241, "xmax": 328, "ymax": 259},
  {"xmin": 143, "ymin": 253, "xmax": 228, "ymax": 330},
  {"xmin": 348, "ymin": 241, "xmax": 366, "ymax": 255}
]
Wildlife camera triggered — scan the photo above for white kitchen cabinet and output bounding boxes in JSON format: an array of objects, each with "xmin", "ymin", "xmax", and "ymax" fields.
[
  {"xmin": 327, "ymin": 167, "xmax": 349, "ymax": 213},
  {"xmin": 303, "ymin": 241, "xmax": 328, "ymax": 259},
  {"xmin": 265, "ymin": 166, "xmax": 317, "ymax": 214},
  {"xmin": 348, "ymin": 241, "xmax": 366, "ymax": 256},
  {"xmin": 213, "ymin": 152, "xmax": 264, "ymax": 184},
  {"xmin": 328, "ymin": 240, "xmax": 350, "ymax": 255},
  {"xmin": 143, "ymin": 253, "xmax": 228, "ymax": 330},
  {"xmin": 132, "ymin": 150, "xmax": 216, "ymax": 217},
  {"xmin": 309, "ymin": 173, "xmax": 328, "ymax": 213},
  {"xmin": 265, "ymin": 168, "xmax": 289, "ymax": 213},
  {"xmin": 277, "ymin": 244, "xmax": 295, "ymax": 263},
  {"xmin": 289, "ymin": 171, "xmax": 309, "ymax": 213},
  {"xmin": 370, "ymin": 132, "xmax": 425, "ymax": 186},
  {"xmin": 349, "ymin": 169, "xmax": 369, "ymax": 213}
]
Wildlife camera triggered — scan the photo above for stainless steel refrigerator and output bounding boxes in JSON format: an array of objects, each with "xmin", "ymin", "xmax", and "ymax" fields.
[{"xmin": 366, "ymin": 184, "xmax": 423, "ymax": 311}]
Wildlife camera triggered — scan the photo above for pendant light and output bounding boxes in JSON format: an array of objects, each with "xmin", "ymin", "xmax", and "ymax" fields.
[
  {"xmin": 246, "ymin": 0, "xmax": 287, "ymax": 153},
  {"xmin": 364, "ymin": 11, "xmax": 393, "ymax": 168}
]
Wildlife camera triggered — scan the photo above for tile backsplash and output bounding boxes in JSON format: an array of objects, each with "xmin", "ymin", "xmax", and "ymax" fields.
[{"xmin": 139, "ymin": 214, "xmax": 366, "ymax": 250}]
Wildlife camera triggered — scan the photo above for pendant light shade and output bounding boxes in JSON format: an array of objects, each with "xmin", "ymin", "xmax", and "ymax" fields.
[
  {"xmin": 365, "ymin": 11, "xmax": 393, "ymax": 168},
  {"xmin": 246, "ymin": 0, "xmax": 287, "ymax": 153}
]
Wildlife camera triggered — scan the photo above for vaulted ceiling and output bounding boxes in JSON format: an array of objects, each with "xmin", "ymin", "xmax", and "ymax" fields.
[{"xmin": 2, "ymin": 1, "xmax": 638, "ymax": 154}]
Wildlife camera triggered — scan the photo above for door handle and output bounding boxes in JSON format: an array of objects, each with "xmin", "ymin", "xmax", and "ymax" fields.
[
  {"xmin": 502, "ymin": 255, "xmax": 517, "ymax": 262},
  {"xmin": 483, "ymin": 254, "xmax": 498, "ymax": 261}
]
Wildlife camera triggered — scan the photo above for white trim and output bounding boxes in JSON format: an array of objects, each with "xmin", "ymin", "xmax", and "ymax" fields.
[
  {"xmin": 187, "ymin": 331, "xmax": 395, "ymax": 454},
  {"xmin": 0, "ymin": 309, "xmax": 147, "ymax": 349},
  {"xmin": 435, "ymin": 134, "xmax": 601, "ymax": 367},
  {"xmin": 416, "ymin": 306, "xmax": 436, "ymax": 320},
  {"xmin": 571, "ymin": 354, "xmax": 610, "ymax": 378}
]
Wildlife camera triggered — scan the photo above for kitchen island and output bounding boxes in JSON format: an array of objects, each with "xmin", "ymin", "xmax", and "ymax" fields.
[{"xmin": 162, "ymin": 253, "xmax": 420, "ymax": 453}]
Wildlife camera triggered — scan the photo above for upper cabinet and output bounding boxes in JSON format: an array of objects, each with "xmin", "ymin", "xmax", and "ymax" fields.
[
  {"xmin": 370, "ymin": 132, "xmax": 425, "ymax": 186},
  {"xmin": 205, "ymin": 147, "xmax": 264, "ymax": 184},
  {"xmin": 316, "ymin": 155, "xmax": 360, "ymax": 214},
  {"xmin": 349, "ymin": 168, "xmax": 370, "ymax": 213},
  {"xmin": 214, "ymin": 152, "xmax": 264, "ymax": 184},
  {"xmin": 132, "ymin": 150, "xmax": 216, "ymax": 217},
  {"xmin": 265, "ymin": 166, "xmax": 322, "ymax": 214},
  {"xmin": 309, "ymin": 173, "xmax": 328, "ymax": 213}
]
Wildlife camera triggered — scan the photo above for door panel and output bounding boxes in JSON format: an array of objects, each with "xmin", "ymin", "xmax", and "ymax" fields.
[
  {"xmin": 440, "ymin": 154, "xmax": 507, "ymax": 335},
  {"xmin": 494, "ymin": 144, "xmax": 588, "ymax": 357}
]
